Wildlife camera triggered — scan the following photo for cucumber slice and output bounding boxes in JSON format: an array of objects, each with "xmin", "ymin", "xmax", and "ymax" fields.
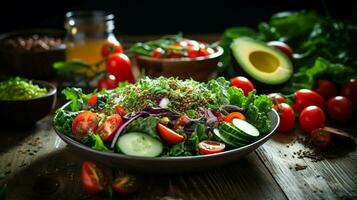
[
  {"xmin": 116, "ymin": 132, "xmax": 163, "ymax": 157},
  {"xmin": 220, "ymin": 123, "xmax": 250, "ymax": 143},
  {"xmin": 213, "ymin": 129, "xmax": 246, "ymax": 147},
  {"xmin": 232, "ymin": 118, "xmax": 260, "ymax": 138}
]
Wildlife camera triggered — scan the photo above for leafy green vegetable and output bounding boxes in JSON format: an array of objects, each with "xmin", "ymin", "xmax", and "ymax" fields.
[
  {"xmin": 62, "ymin": 88, "xmax": 87, "ymax": 112},
  {"xmin": 53, "ymin": 61, "xmax": 91, "ymax": 73},
  {"xmin": 53, "ymin": 109, "xmax": 80, "ymax": 136},
  {"xmin": 83, "ymin": 132, "xmax": 111, "ymax": 152},
  {"xmin": 124, "ymin": 116, "xmax": 161, "ymax": 141}
]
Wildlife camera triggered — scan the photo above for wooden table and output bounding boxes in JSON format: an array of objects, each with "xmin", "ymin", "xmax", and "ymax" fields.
[{"xmin": 0, "ymin": 35, "xmax": 356, "ymax": 200}]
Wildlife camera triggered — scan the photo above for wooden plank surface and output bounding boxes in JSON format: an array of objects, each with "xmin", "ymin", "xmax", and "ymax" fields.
[
  {"xmin": 0, "ymin": 115, "xmax": 286, "ymax": 200},
  {"xmin": 256, "ymin": 125, "xmax": 357, "ymax": 200}
]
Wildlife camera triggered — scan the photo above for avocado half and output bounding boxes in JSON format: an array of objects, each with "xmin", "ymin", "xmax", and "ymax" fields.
[{"xmin": 231, "ymin": 37, "xmax": 293, "ymax": 87}]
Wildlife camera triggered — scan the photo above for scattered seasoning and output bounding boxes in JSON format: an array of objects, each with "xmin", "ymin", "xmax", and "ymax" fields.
[{"xmin": 295, "ymin": 164, "xmax": 307, "ymax": 171}]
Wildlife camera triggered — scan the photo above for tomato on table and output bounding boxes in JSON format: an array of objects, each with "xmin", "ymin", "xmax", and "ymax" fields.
[
  {"xmin": 106, "ymin": 53, "xmax": 135, "ymax": 83},
  {"xmin": 268, "ymin": 93, "xmax": 286, "ymax": 105},
  {"xmin": 327, "ymin": 96, "xmax": 353, "ymax": 123},
  {"xmin": 293, "ymin": 89, "xmax": 325, "ymax": 113},
  {"xmin": 230, "ymin": 76, "xmax": 255, "ymax": 96},
  {"xmin": 313, "ymin": 79, "xmax": 338, "ymax": 100},
  {"xmin": 311, "ymin": 128, "xmax": 331, "ymax": 147},
  {"xmin": 299, "ymin": 106, "xmax": 325, "ymax": 133},
  {"xmin": 157, "ymin": 123, "xmax": 185, "ymax": 144},
  {"xmin": 72, "ymin": 111, "xmax": 99, "ymax": 140},
  {"xmin": 87, "ymin": 94, "xmax": 98, "ymax": 107},
  {"xmin": 274, "ymin": 103, "xmax": 295, "ymax": 133},
  {"xmin": 341, "ymin": 79, "xmax": 357, "ymax": 105},
  {"xmin": 97, "ymin": 114, "xmax": 123, "ymax": 142},
  {"xmin": 81, "ymin": 161, "xmax": 107, "ymax": 195},
  {"xmin": 198, "ymin": 140, "xmax": 225, "ymax": 155},
  {"xmin": 112, "ymin": 174, "xmax": 139, "ymax": 196},
  {"xmin": 98, "ymin": 74, "xmax": 118, "ymax": 90},
  {"xmin": 223, "ymin": 112, "xmax": 246, "ymax": 123},
  {"xmin": 101, "ymin": 41, "xmax": 123, "ymax": 57}
]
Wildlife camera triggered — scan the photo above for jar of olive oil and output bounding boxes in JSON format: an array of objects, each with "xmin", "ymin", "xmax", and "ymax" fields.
[{"xmin": 64, "ymin": 11, "xmax": 120, "ymax": 76}]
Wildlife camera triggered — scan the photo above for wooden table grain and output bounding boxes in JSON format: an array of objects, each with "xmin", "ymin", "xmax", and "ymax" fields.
[{"xmin": 0, "ymin": 34, "xmax": 356, "ymax": 200}]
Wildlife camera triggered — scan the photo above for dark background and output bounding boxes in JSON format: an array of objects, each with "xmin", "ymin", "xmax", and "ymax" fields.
[{"xmin": 0, "ymin": 0, "xmax": 355, "ymax": 35}]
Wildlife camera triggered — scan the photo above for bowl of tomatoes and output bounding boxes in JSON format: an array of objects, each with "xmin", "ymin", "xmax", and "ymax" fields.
[{"xmin": 131, "ymin": 34, "xmax": 223, "ymax": 81}]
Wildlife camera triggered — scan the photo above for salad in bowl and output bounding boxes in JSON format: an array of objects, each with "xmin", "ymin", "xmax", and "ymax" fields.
[{"xmin": 54, "ymin": 77, "xmax": 275, "ymax": 158}]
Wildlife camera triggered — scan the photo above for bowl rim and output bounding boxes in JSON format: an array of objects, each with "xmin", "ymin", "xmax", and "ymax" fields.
[
  {"xmin": 53, "ymin": 102, "xmax": 279, "ymax": 162},
  {"xmin": 0, "ymin": 79, "xmax": 57, "ymax": 102},
  {"xmin": 136, "ymin": 46, "xmax": 224, "ymax": 62}
]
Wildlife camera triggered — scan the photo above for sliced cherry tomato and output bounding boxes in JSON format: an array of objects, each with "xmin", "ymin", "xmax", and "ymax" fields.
[
  {"xmin": 311, "ymin": 128, "xmax": 331, "ymax": 147},
  {"xmin": 106, "ymin": 53, "xmax": 135, "ymax": 83},
  {"xmin": 81, "ymin": 161, "xmax": 107, "ymax": 195},
  {"xmin": 198, "ymin": 47, "xmax": 214, "ymax": 57},
  {"xmin": 187, "ymin": 45, "xmax": 200, "ymax": 58},
  {"xmin": 293, "ymin": 89, "xmax": 325, "ymax": 113},
  {"xmin": 72, "ymin": 111, "xmax": 99, "ymax": 140},
  {"xmin": 267, "ymin": 41, "xmax": 293, "ymax": 59},
  {"xmin": 112, "ymin": 174, "xmax": 139, "ymax": 196},
  {"xmin": 173, "ymin": 114, "xmax": 191, "ymax": 130},
  {"xmin": 87, "ymin": 94, "xmax": 98, "ymax": 107},
  {"xmin": 327, "ymin": 96, "xmax": 353, "ymax": 123},
  {"xmin": 230, "ymin": 76, "xmax": 255, "ymax": 96},
  {"xmin": 198, "ymin": 140, "xmax": 225, "ymax": 155},
  {"xmin": 313, "ymin": 79, "xmax": 338, "ymax": 100},
  {"xmin": 341, "ymin": 79, "xmax": 357, "ymax": 105},
  {"xmin": 152, "ymin": 47, "xmax": 165, "ymax": 58},
  {"xmin": 299, "ymin": 106, "xmax": 325, "ymax": 133},
  {"xmin": 101, "ymin": 41, "xmax": 123, "ymax": 57},
  {"xmin": 157, "ymin": 123, "xmax": 185, "ymax": 144},
  {"xmin": 274, "ymin": 103, "xmax": 295, "ymax": 133},
  {"xmin": 97, "ymin": 114, "xmax": 123, "ymax": 142},
  {"xmin": 268, "ymin": 93, "xmax": 286, "ymax": 105},
  {"xmin": 114, "ymin": 104, "xmax": 127, "ymax": 117},
  {"xmin": 98, "ymin": 74, "xmax": 118, "ymax": 90},
  {"xmin": 223, "ymin": 112, "xmax": 246, "ymax": 123}
]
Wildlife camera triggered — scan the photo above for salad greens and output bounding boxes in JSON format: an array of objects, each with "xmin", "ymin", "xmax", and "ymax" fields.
[
  {"xmin": 219, "ymin": 11, "xmax": 357, "ymax": 93},
  {"xmin": 0, "ymin": 77, "xmax": 47, "ymax": 100},
  {"xmin": 54, "ymin": 76, "xmax": 273, "ymax": 157}
]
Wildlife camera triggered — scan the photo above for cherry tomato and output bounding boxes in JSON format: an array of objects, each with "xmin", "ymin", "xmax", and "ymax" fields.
[
  {"xmin": 327, "ymin": 96, "xmax": 353, "ymax": 123},
  {"xmin": 274, "ymin": 103, "xmax": 295, "ymax": 133},
  {"xmin": 341, "ymin": 79, "xmax": 357, "ymax": 105},
  {"xmin": 187, "ymin": 45, "xmax": 200, "ymax": 58},
  {"xmin": 114, "ymin": 104, "xmax": 127, "ymax": 117},
  {"xmin": 106, "ymin": 53, "xmax": 135, "ymax": 83},
  {"xmin": 152, "ymin": 47, "xmax": 165, "ymax": 58},
  {"xmin": 299, "ymin": 106, "xmax": 325, "ymax": 133},
  {"xmin": 267, "ymin": 41, "xmax": 293, "ymax": 59},
  {"xmin": 311, "ymin": 128, "xmax": 331, "ymax": 147},
  {"xmin": 97, "ymin": 74, "xmax": 118, "ymax": 90},
  {"xmin": 230, "ymin": 76, "xmax": 255, "ymax": 96},
  {"xmin": 223, "ymin": 112, "xmax": 246, "ymax": 123},
  {"xmin": 97, "ymin": 114, "xmax": 123, "ymax": 142},
  {"xmin": 313, "ymin": 79, "xmax": 338, "ymax": 100},
  {"xmin": 293, "ymin": 89, "xmax": 325, "ymax": 113},
  {"xmin": 72, "ymin": 111, "xmax": 99, "ymax": 140},
  {"xmin": 112, "ymin": 174, "xmax": 139, "ymax": 196},
  {"xmin": 173, "ymin": 114, "xmax": 191, "ymax": 130},
  {"xmin": 198, "ymin": 140, "xmax": 225, "ymax": 155},
  {"xmin": 268, "ymin": 93, "xmax": 286, "ymax": 105},
  {"xmin": 87, "ymin": 94, "xmax": 98, "ymax": 107},
  {"xmin": 157, "ymin": 123, "xmax": 185, "ymax": 144},
  {"xmin": 81, "ymin": 161, "xmax": 107, "ymax": 195},
  {"xmin": 101, "ymin": 41, "xmax": 123, "ymax": 57}
]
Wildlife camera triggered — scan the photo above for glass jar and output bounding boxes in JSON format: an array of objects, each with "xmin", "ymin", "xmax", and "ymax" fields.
[{"xmin": 64, "ymin": 11, "xmax": 120, "ymax": 76}]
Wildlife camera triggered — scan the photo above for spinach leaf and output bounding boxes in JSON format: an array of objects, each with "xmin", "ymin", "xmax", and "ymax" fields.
[
  {"xmin": 83, "ymin": 132, "xmax": 111, "ymax": 152},
  {"xmin": 62, "ymin": 88, "xmax": 87, "ymax": 112},
  {"xmin": 124, "ymin": 116, "xmax": 161, "ymax": 141},
  {"xmin": 53, "ymin": 109, "xmax": 80, "ymax": 137}
]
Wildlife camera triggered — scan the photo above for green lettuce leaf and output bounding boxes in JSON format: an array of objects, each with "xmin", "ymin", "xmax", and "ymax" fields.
[{"xmin": 83, "ymin": 132, "xmax": 111, "ymax": 152}]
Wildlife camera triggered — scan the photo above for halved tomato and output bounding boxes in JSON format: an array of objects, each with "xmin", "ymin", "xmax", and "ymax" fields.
[
  {"xmin": 173, "ymin": 114, "xmax": 191, "ymax": 130},
  {"xmin": 112, "ymin": 174, "xmax": 139, "ymax": 196},
  {"xmin": 157, "ymin": 123, "xmax": 185, "ymax": 144},
  {"xmin": 114, "ymin": 104, "xmax": 127, "ymax": 117},
  {"xmin": 97, "ymin": 114, "xmax": 123, "ymax": 142},
  {"xmin": 81, "ymin": 161, "xmax": 107, "ymax": 195},
  {"xmin": 72, "ymin": 111, "xmax": 99, "ymax": 140},
  {"xmin": 198, "ymin": 140, "xmax": 225, "ymax": 155}
]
